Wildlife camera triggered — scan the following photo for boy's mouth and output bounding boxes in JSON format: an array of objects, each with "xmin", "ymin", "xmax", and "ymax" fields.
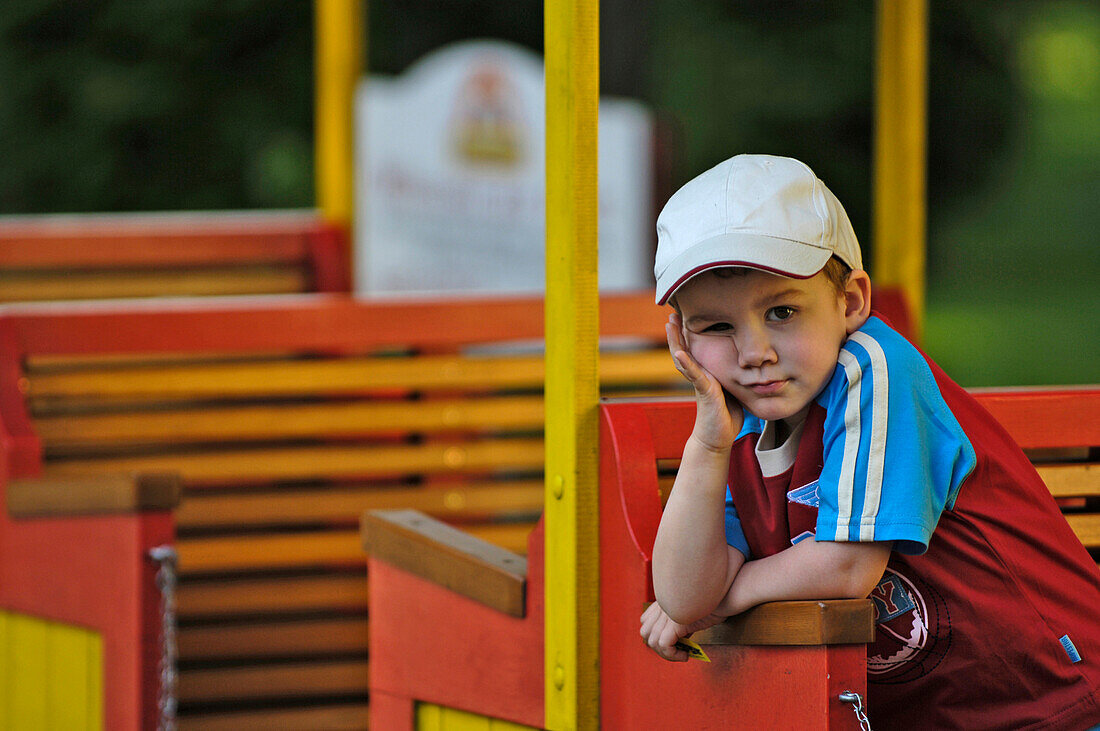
[{"xmin": 744, "ymin": 379, "xmax": 787, "ymax": 395}]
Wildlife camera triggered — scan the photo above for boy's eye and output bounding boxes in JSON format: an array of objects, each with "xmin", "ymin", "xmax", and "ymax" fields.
[
  {"xmin": 701, "ymin": 322, "xmax": 733, "ymax": 333},
  {"xmin": 767, "ymin": 306, "xmax": 795, "ymax": 322}
]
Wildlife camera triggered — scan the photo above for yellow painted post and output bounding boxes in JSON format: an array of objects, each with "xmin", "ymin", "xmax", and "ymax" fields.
[
  {"xmin": 314, "ymin": 0, "xmax": 363, "ymax": 231},
  {"xmin": 0, "ymin": 611, "xmax": 103, "ymax": 731},
  {"xmin": 544, "ymin": 0, "xmax": 600, "ymax": 728},
  {"xmin": 873, "ymin": 0, "xmax": 928, "ymax": 338}
]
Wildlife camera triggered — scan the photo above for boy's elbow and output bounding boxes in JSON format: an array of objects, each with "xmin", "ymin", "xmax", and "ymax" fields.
[
  {"xmin": 654, "ymin": 590, "xmax": 713, "ymax": 626},
  {"xmin": 826, "ymin": 541, "xmax": 892, "ymax": 599}
]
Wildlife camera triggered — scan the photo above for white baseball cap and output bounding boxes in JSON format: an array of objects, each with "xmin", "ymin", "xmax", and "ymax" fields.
[{"xmin": 654, "ymin": 154, "xmax": 863, "ymax": 305}]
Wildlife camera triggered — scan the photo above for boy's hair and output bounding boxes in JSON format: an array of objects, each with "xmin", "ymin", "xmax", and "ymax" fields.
[{"xmin": 668, "ymin": 256, "xmax": 852, "ymax": 311}]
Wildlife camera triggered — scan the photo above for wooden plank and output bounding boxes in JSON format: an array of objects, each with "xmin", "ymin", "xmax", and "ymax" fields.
[
  {"xmin": 176, "ymin": 574, "xmax": 368, "ymax": 618},
  {"xmin": 873, "ymin": 0, "xmax": 928, "ymax": 333},
  {"xmin": 178, "ymin": 703, "xmax": 369, "ymax": 731},
  {"xmin": 4, "ymin": 292, "xmax": 664, "ymax": 358},
  {"xmin": 45, "ymin": 620, "xmax": 100, "ymax": 730},
  {"xmin": 0, "ymin": 213, "xmax": 323, "ymax": 267},
  {"xmin": 178, "ymin": 618, "xmax": 368, "ymax": 660},
  {"xmin": 544, "ymin": 0, "xmax": 602, "ymax": 724},
  {"xmin": 362, "ymin": 510, "xmax": 527, "ymax": 617},
  {"xmin": 693, "ymin": 599, "xmax": 876, "ymax": 646},
  {"xmin": 176, "ymin": 480, "xmax": 544, "ymax": 528},
  {"xmin": 36, "ymin": 395, "xmax": 548, "ymax": 450},
  {"xmin": 6, "ymin": 472, "xmax": 181, "ymax": 517},
  {"xmin": 177, "ymin": 660, "xmax": 369, "ymax": 702},
  {"xmin": 26, "ymin": 350, "xmax": 672, "ymax": 407},
  {"xmin": 974, "ymin": 388, "xmax": 1100, "ymax": 450},
  {"xmin": 178, "ymin": 522, "xmax": 534, "ymax": 574},
  {"xmin": 43, "ymin": 437, "xmax": 546, "ymax": 484},
  {"xmin": 1037, "ymin": 463, "xmax": 1099, "ymax": 498},
  {"xmin": 5, "ymin": 612, "xmax": 48, "ymax": 728},
  {"xmin": 1067, "ymin": 514, "xmax": 1100, "ymax": 547},
  {"xmin": 0, "ymin": 267, "xmax": 307, "ymax": 303}
]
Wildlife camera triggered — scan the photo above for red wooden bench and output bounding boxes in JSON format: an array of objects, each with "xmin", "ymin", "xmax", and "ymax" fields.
[
  {"xmin": 0, "ymin": 211, "xmax": 349, "ymax": 303},
  {"xmin": 364, "ymin": 386, "xmax": 1100, "ymax": 728}
]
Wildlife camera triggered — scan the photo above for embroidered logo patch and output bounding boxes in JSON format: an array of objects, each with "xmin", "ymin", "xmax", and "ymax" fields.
[
  {"xmin": 787, "ymin": 481, "xmax": 820, "ymax": 508},
  {"xmin": 867, "ymin": 568, "xmax": 951, "ymax": 683}
]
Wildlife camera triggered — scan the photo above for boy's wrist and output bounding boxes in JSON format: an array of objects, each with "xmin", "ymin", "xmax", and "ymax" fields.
[{"xmin": 687, "ymin": 431, "xmax": 734, "ymax": 457}]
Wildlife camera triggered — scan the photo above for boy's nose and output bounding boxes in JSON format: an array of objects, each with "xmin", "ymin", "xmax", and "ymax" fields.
[{"xmin": 736, "ymin": 328, "xmax": 777, "ymax": 369}]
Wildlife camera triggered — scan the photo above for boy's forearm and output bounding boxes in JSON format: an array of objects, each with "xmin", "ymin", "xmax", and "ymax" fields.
[
  {"xmin": 716, "ymin": 538, "xmax": 891, "ymax": 617},
  {"xmin": 651, "ymin": 436, "xmax": 740, "ymax": 623}
]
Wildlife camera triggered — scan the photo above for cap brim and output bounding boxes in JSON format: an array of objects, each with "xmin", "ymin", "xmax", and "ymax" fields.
[{"xmin": 655, "ymin": 233, "xmax": 833, "ymax": 305}]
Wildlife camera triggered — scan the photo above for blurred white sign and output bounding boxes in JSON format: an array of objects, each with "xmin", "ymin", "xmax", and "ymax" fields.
[{"xmin": 355, "ymin": 40, "xmax": 654, "ymax": 297}]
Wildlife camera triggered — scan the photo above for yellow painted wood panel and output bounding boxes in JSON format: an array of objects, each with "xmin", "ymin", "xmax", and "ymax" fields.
[
  {"xmin": 1067, "ymin": 514, "xmax": 1100, "ymax": 547},
  {"xmin": 7, "ymin": 612, "xmax": 48, "ymax": 729},
  {"xmin": 314, "ymin": 0, "xmax": 362, "ymax": 229},
  {"xmin": 44, "ymin": 437, "xmax": 546, "ymax": 484},
  {"xmin": 177, "ymin": 480, "xmax": 544, "ymax": 528},
  {"xmin": 27, "ymin": 350, "xmax": 673, "ymax": 407},
  {"xmin": 37, "ymin": 395, "xmax": 548, "ymax": 449},
  {"xmin": 544, "ymin": 0, "xmax": 601, "ymax": 726},
  {"xmin": 177, "ymin": 522, "xmax": 534, "ymax": 573},
  {"xmin": 1038, "ymin": 463, "xmax": 1099, "ymax": 498},
  {"xmin": 0, "ymin": 266, "xmax": 307, "ymax": 302},
  {"xmin": 873, "ymin": 0, "xmax": 928, "ymax": 334},
  {"xmin": 417, "ymin": 702, "xmax": 539, "ymax": 730},
  {"xmin": 0, "ymin": 610, "xmax": 102, "ymax": 731}
]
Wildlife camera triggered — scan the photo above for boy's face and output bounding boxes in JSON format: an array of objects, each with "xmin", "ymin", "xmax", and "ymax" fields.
[{"xmin": 675, "ymin": 268, "xmax": 859, "ymax": 422}]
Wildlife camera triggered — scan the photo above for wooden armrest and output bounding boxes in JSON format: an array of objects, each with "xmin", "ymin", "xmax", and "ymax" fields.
[
  {"xmin": 361, "ymin": 509, "xmax": 527, "ymax": 617},
  {"xmin": 694, "ymin": 599, "xmax": 875, "ymax": 646},
  {"xmin": 6, "ymin": 472, "xmax": 181, "ymax": 518}
]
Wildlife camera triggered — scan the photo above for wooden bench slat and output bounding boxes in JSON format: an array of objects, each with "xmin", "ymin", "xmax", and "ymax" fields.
[
  {"xmin": 26, "ymin": 350, "xmax": 674, "ymax": 405},
  {"xmin": 178, "ymin": 660, "xmax": 369, "ymax": 703},
  {"xmin": 362, "ymin": 510, "xmax": 528, "ymax": 617},
  {"xmin": 693, "ymin": 599, "xmax": 876, "ymax": 646},
  {"xmin": 6, "ymin": 472, "xmax": 181, "ymax": 517},
  {"xmin": 1066, "ymin": 514, "xmax": 1100, "ymax": 547},
  {"xmin": 178, "ymin": 523, "xmax": 534, "ymax": 574},
  {"xmin": 0, "ymin": 266, "xmax": 308, "ymax": 302},
  {"xmin": 36, "ymin": 395, "xmax": 548, "ymax": 450},
  {"xmin": 176, "ymin": 481, "xmax": 544, "ymax": 528},
  {"xmin": 178, "ymin": 617, "xmax": 368, "ymax": 660},
  {"xmin": 43, "ymin": 437, "xmax": 546, "ymax": 484},
  {"xmin": 1037, "ymin": 463, "xmax": 1099, "ymax": 498},
  {"xmin": 178, "ymin": 703, "xmax": 369, "ymax": 731},
  {"xmin": 176, "ymin": 574, "xmax": 367, "ymax": 618}
]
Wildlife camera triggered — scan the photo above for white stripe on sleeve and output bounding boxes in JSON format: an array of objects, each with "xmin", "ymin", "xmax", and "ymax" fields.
[
  {"xmin": 848, "ymin": 331, "xmax": 889, "ymax": 540},
  {"xmin": 836, "ymin": 349, "xmax": 862, "ymax": 541}
]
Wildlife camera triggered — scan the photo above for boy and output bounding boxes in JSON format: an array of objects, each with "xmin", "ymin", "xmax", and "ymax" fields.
[{"xmin": 639, "ymin": 154, "xmax": 1100, "ymax": 729}]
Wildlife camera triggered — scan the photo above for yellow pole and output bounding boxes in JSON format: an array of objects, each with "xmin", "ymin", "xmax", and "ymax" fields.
[
  {"xmin": 544, "ymin": 0, "xmax": 600, "ymax": 727},
  {"xmin": 314, "ymin": 0, "xmax": 362, "ymax": 232},
  {"xmin": 873, "ymin": 0, "xmax": 928, "ymax": 338}
]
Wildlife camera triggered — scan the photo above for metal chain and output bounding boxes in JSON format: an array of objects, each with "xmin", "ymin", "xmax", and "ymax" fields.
[
  {"xmin": 839, "ymin": 691, "xmax": 872, "ymax": 731},
  {"xmin": 148, "ymin": 545, "xmax": 179, "ymax": 731}
]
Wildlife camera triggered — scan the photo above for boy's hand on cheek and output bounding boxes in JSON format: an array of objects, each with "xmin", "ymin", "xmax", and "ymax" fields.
[{"xmin": 667, "ymin": 314, "xmax": 743, "ymax": 452}]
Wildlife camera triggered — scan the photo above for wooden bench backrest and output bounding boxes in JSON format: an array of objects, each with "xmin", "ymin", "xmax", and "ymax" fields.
[
  {"xmin": 0, "ymin": 292, "xmax": 682, "ymax": 727},
  {"xmin": 0, "ymin": 212, "xmax": 349, "ymax": 302}
]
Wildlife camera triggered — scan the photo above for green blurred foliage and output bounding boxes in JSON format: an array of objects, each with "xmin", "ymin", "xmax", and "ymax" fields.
[{"xmin": 0, "ymin": 0, "xmax": 313, "ymax": 212}]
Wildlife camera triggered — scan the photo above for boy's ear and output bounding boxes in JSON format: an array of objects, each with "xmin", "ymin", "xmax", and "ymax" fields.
[{"xmin": 843, "ymin": 270, "xmax": 873, "ymax": 333}]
